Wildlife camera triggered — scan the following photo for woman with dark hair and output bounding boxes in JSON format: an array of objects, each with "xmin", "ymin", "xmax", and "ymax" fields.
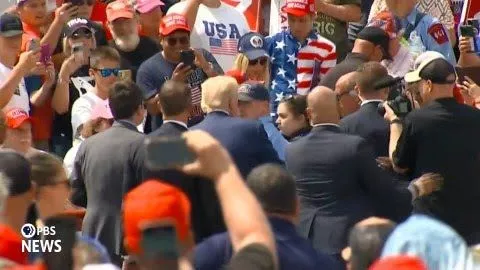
[{"xmin": 276, "ymin": 95, "xmax": 311, "ymax": 141}]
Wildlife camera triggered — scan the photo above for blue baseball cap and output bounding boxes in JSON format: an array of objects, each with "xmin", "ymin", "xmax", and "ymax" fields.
[
  {"xmin": 237, "ymin": 32, "xmax": 269, "ymax": 61},
  {"xmin": 238, "ymin": 81, "xmax": 269, "ymax": 102}
]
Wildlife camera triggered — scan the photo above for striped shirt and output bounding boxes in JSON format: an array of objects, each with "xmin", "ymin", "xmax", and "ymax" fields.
[{"xmin": 266, "ymin": 30, "xmax": 337, "ymax": 114}]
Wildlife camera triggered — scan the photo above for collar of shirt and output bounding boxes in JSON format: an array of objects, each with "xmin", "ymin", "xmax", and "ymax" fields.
[
  {"xmin": 210, "ymin": 109, "xmax": 230, "ymax": 116},
  {"xmin": 259, "ymin": 115, "xmax": 273, "ymax": 124},
  {"xmin": 286, "ymin": 29, "xmax": 317, "ymax": 47},
  {"xmin": 405, "ymin": 6, "xmax": 420, "ymax": 26},
  {"xmin": 312, "ymin": 123, "xmax": 340, "ymax": 128},
  {"xmin": 361, "ymin": 99, "xmax": 384, "ymax": 106},
  {"xmin": 163, "ymin": 120, "xmax": 188, "ymax": 129}
]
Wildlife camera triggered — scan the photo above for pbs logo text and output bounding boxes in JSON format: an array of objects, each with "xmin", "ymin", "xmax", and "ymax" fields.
[{"xmin": 21, "ymin": 224, "xmax": 61, "ymax": 253}]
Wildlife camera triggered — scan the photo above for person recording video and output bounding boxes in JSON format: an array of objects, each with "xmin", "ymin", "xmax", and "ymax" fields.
[{"xmin": 384, "ymin": 51, "xmax": 480, "ymax": 245}]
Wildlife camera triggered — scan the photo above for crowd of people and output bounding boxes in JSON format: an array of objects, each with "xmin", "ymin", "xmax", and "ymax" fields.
[{"xmin": 0, "ymin": 0, "xmax": 480, "ymax": 269}]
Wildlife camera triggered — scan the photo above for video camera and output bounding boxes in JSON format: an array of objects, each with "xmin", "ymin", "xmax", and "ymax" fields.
[{"xmin": 375, "ymin": 76, "xmax": 413, "ymax": 118}]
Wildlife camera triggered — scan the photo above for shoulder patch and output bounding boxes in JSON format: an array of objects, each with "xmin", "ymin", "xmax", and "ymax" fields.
[{"xmin": 428, "ymin": 23, "xmax": 449, "ymax": 45}]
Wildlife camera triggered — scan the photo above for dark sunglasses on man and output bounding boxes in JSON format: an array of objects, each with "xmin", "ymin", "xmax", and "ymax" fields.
[
  {"xmin": 66, "ymin": 0, "xmax": 95, "ymax": 6},
  {"xmin": 165, "ymin": 36, "xmax": 189, "ymax": 47}
]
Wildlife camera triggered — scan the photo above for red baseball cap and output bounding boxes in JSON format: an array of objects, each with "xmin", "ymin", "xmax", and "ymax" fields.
[
  {"xmin": 370, "ymin": 256, "xmax": 427, "ymax": 270},
  {"xmin": 123, "ymin": 180, "xmax": 191, "ymax": 255},
  {"xmin": 0, "ymin": 223, "xmax": 28, "ymax": 265},
  {"xmin": 159, "ymin": 13, "xmax": 190, "ymax": 36},
  {"xmin": 283, "ymin": 0, "xmax": 315, "ymax": 17},
  {"xmin": 106, "ymin": 0, "xmax": 135, "ymax": 22},
  {"xmin": 5, "ymin": 108, "xmax": 30, "ymax": 129}
]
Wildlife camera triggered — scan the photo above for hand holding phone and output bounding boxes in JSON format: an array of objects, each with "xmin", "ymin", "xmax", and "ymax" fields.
[
  {"xmin": 144, "ymin": 136, "xmax": 196, "ymax": 170},
  {"xmin": 180, "ymin": 50, "xmax": 196, "ymax": 68},
  {"xmin": 460, "ymin": 25, "xmax": 477, "ymax": 53},
  {"xmin": 72, "ymin": 42, "xmax": 88, "ymax": 64}
]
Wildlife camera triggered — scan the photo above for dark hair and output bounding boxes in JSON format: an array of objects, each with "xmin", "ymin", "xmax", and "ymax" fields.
[
  {"xmin": 109, "ymin": 81, "xmax": 144, "ymax": 120},
  {"xmin": 355, "ymin": 62, "xmax": 389, "ymax": 94},
  {"xmin": 158, "ymin": 81, "xmax": 192, "ymax": 116},
  {"xmin": 349, "ymin": 222, "xmax": 396, "ymax": 270},
  {"xmin": 26, "ymin": 151, "xmax": 64, "ymax": 187},
  {"xmin": 246, "ymin": 164, "xmax": 297, "ymax": 215},
  {"xmin": 90, "ymin": 46, "xmax": 121, "ymax": 69},
  {"xmin": 279, "ymin": 95, "xmax": 308, "ymax": 118}
]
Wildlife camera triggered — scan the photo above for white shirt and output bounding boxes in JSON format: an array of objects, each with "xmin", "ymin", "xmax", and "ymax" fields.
[
  {"xmin": 382, "ymin": 46, "xmax": 414, "ymax": 78},
  {"xmin": 0, "ymin": 62, "xmax": 30, "ymax": 113},
  {"xmin": 71, "ymin": 91, "xmax": 109, "ymax": 139},
  {"xmin": 164, "ymin": 120, "xmax": 188, "ymax": 129},
  {"xmin": 361, "ymin": 99, "xmax": 384, "ymax": 106},
  {"xmin": 64, "ymin": 138, "xmax": 84, "ymax": 178},
  {"xmin": 167, "ymin": 2, "xmax": 250, "ymax": 71},
  {"xmin": 312, "ymin": 123, "xmax": 340, "ymax": 128}
]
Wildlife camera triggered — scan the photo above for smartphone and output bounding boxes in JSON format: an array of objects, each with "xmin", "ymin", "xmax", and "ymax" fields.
[
  {"xmin": 180, "ymin": 50, "xmax": 195, "ymax": 68},
  {"xmin": 43, "ymin": 216, "xmax": 77, "ymax": 270},
  {"xmin": 118, "ymin": 69, "xmax": 132, "ymax": 81},
  {"xmin": 144, "ymin": 136, "xmax": 196, "ymax": 170},
  {"xmin": 141, "ymin": 224, "xmax": 179, "ymax": 260},
  {"xmin": 69, "ymin": 0, "xmax": 85, "ymax": 5},
  {"xmin": 40, "ymin": 44, "xmax": 51, "ymax": 65},
  {"xmin": 460, "ymin": 25, "xmax": 477, "ymax": 53},
  {"xmin": 72, "ymin": 43, "xmax": 86, "ymax": 63},
  {"xmin": 28, "ymin": 39, "xmax": 40, "ymax": 52}
]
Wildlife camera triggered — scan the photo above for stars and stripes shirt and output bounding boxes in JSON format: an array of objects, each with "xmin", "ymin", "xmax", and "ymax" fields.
[{"xmin": 266, "ymin": 30, "xmax": 337, "ymax": 114}]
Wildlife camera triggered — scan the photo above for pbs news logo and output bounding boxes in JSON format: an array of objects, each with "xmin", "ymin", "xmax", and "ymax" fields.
[{"xmin": 21, "ymin": 224, "xmax": 61, "ymax": 253}]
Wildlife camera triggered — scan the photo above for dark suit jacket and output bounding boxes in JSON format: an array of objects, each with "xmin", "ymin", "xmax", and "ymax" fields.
[
  {"xmin": 71, "ymin": 121, "xmax": 145, "ymax": 257},
  {"xmin": 285, "ymin": 125, "xmax": 411, "ymax": 255},
  {"xmin": 146, "ymin": 121, "xmax": 221, "ymax": 242},
  {"xmin": 192, "ymin": 111, "xmax": 282, "ymax": 177},
  {"xmin": 340, "ymin": 101, "xmax": 389, "ymax": 157}
]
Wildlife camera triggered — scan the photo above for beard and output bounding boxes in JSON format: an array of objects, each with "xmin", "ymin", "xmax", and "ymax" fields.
[{"xmin": 113, "ymin": 33, "xmax": 140, "ymax": 52}]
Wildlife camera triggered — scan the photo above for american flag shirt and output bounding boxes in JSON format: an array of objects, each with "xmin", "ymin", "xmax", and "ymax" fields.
[{"xmin": 266, "ymin": 30, "xmax": 337, "ymax": 115}]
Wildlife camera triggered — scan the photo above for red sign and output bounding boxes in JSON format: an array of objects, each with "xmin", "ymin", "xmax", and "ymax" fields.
[
  {"xmin": 461, "ymin": 0, "xmax": 480, "ymax": 23},
  {"xmin": 221, "ymin": 0, "xmax": 261, "ymax": 31}
]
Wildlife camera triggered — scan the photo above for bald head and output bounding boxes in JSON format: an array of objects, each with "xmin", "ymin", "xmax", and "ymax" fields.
[{"xmin": 307, "ymin": 86, "xmax": 340, "ymax": 125}]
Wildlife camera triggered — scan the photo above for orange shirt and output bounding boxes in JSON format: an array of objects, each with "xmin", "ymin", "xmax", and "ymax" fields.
[{"xmin": 21, "ymin": 22, "xmax": 54, "ymax": 142}]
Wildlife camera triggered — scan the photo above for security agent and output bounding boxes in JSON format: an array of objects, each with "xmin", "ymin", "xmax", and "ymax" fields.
[
  {"xmin": 384, "ymin": 52, "xmax": 480, "ymax": 245},
  {"xmin": 385, "ymin": 0, "xmax": 456, "ymax": 65}
]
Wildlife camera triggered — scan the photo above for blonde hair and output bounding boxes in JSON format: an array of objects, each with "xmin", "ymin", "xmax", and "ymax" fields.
[
  {"xmin": 201, "ymin": 76, "xmax": 239, "ymax": 113},
  {"xmin": 232, "ymin": 53, "xmax": 271, "ymax": 87}
]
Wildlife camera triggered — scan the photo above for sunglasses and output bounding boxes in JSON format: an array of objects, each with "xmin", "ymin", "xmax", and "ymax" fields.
[
  {"xmin": 249, "ymin": 58, "xmax": 268, "ymax": 66},
  {"xmin": 67, "ymin": 0, "xmax": 95, "ymax": 6},
  {"xmin": 94, "ymin": 68, "xmax": 120, "ymax": 77},
  {"xmin": 71, "ymin": 29, "xmax": 93, "ymax": 40},
  {"xmin": 165, "ymin": 36, "xmax": 189, "ymax": 46}
]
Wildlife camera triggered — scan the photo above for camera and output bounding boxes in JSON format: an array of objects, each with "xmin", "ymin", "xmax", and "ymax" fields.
[{"xmin": 377, "ymin": 95, "xmax": 413, "ymax": 118}]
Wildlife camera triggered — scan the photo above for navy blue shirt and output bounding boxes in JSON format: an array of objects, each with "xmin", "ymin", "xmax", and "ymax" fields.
[
  {"xmin": 194, "ymin": 217, "xmax": 342, "ymax": 270},
  {"xmin": 136, "ymin": 50, "xmax": 223, "ymax": 132}
]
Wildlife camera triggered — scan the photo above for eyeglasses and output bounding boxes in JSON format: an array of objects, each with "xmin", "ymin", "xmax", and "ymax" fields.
[
  {"xmin": 67, "ymin": 0, "xmax": 95, "ymax": 6},
  {"xmin": 165, "ymin": 36, "xmax": 189, "ymax": 46},
  {"xmin": 71, "ymin": 29, "xmax": 93, "ymax": 40},
  {"xmin": 93, "ymin": 68, "xmax": 120, "ymax": 77},
  {"xmin": 249, "ymin": 58, "xmax": 268, "ymax": 66}
]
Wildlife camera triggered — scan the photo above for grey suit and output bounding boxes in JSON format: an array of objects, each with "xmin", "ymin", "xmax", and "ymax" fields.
[{"xmin": 71, "ymin": 120, "xmax": 145, "ymax": 260}]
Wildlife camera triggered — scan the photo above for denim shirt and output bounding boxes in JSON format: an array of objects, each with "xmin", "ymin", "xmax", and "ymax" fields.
[{"xmin": 259, "ymin": 115, "xmax": 288, "ymax": 161}]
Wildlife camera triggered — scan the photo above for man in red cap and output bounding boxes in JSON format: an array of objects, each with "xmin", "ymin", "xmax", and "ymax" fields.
[
  {"xmin": 106, "ymin": 0, "xmax": 159, "ymax": 81},
  {"xmin": 0, "ymin": 108, "xmax": 36, "ymax": 155},
  {"xmin": 266, "ymin": 0, "xmax": 337, "ymax": 117},
  {"xmin": 136, "ymin": 13, "xmax": 222, "ymax": 133}
]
